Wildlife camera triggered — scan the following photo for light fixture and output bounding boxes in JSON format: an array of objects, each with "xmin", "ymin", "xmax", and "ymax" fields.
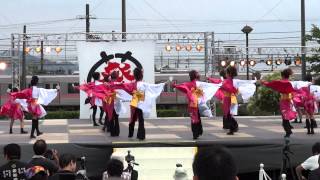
[
  {"xmin": 284, "ymin": 57, "xmax": 292, "ymax": 65},
  {"xmin": 249, "ymin": 60, "xmax": 256, "ymax": 66},
  {"xmin": 175, "ymin": 44, "xmax": 182, "ymax": 51},
  {"xmin": 220, "ymin": 60, "xmax": 227, "ymax": 67},
  {"xmin": 45, "ymin": 47, "xmax": 51, "ymax": 53},
  {"xmin": 240, "ymin": 60, "xmax": 246, "ymax": 66},
  {"xmin": 35, "ymin": 47, "xmax": 41, "ymax": 53},
  {"xmin": 295, "ymin": 54, "xmax": 301, "ymax": 65},
  {"xmin": 24, "ymin": 47, "xmax": 31, "ymax": 53},
  {"xmin": 196, "ymin": 44, "xmax": 203, "ymax": 52},
  {"xmin": 55, "ymin": 47, "xmax": 62, "ymax": 53},
  {"xmin": 0, "ymin": 62, "xmax": 7, "ymax": 70},
  {"xmin": 275, "ymin": 59, "xmax": 282, "ymax": 65},
  {"xmin": 266, "ymin": 59, "xmax": 273, "ymax": 66},
  {"xmin": 185, "ymin": 44, "xmax": 192, "ymax": 51},
  {"xmin": 230, "ymin": 61, "xmax": 236, "ymax": 67},
  {"xmin": 165, "ymin": 39, "xmax": 172, "ymax": 52}
]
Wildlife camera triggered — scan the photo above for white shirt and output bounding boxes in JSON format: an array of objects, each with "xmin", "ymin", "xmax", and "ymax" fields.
[{"xmin": 301, "ymin": 154, "xmax": 319, "ymax": 171}]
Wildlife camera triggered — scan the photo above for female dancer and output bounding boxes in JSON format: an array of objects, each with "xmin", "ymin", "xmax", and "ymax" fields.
[
  {"xmin": 0, "ymin": 88, "xmax": 28, "ymax": 134},
  {"xmin": 11, "ymin": 76, "xmax": 58, "ymax": 138},
  {"xmin": 261, "ymin": 68, "xmax": 297, "ymax": 138}
]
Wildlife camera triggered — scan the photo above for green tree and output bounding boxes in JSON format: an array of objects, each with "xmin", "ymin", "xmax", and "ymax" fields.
[
  {"xmin": 306, "ymin": 24, "xmax": 320, "ymax": 73},
  {"xmin": 247, "ymin": 72, "xmax": 281, "ymax": 115}
]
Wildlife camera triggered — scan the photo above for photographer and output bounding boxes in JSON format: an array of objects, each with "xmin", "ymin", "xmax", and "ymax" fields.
[
  {"xmin": 49, "ymin": 153, "xmax": 77, "ymax": 180},
  {"xmin": 296, "ymin": 142, "xmax": 320, "ymax": 180},
  {"xmin": 28, "ymin": 139, "xmax": 59, "ymax": 176}
]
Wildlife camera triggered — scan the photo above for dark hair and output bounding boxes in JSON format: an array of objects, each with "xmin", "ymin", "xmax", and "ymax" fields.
[
  {"xmin": 226, "ymin": 66, "xmax": 237, "ymax": 78},
  {"xmin": 106, "ymin": 159, "xmax": 124, "ymax": 177},
  {"xmin": 304, "ymin": 74, "xmax": 313, "ymax": 82},
  {"xmin": 189, "ymin": 70, "xmax": 200, "ymax": 81},
  {"xmin": 11, "ymin": 87, "xmax": 19, "ymax": 92},
  {"xmin": 59, "ymin": 153, "xmax": 77, "ymax": 169},
  {"xmin": 219, "ymin": 69, "xmax": 226, "ymax": 79},
  {"xmin": 92, "ymin": 72, "xmax": 100, "ymax": 81},
  {"xmin": 312, "ymin": 142, "xmax": 320, "ymax": 154},
  {"xmin": 110, "ymin": 71, "xmax": 119, "ymax": 80},
  {"xmin": 4, "ymin": 143, "xmax": 21, "ymax": 160},
  {"xmin": 193, "ymin": 146, "xmax": 237, "ymax": 180},
  {"xmin": 31, "ymin": 76, "xmax": 39, "ymax": 86},
  {"xmin": 100, "ymin": 51, "xmax": 107, "ymax": 59},
  {"xmin": 33, "ymin": 139, "xmax": 47, "ymax": 155},
  {"xmin": 30, "ymin": 173, "xmax": 48, "ymax": 180},
  {"xmin": 281, "ymin": 68, "xmax": 293, "ymax": 79},
  {"xmin": 133, "ymin": 68, "xmax": 143, "ymax": 81}
]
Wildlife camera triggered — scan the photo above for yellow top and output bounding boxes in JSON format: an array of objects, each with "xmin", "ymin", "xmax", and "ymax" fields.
[
  {"xmin": 280, "ymin": 93, "xmax": 292, "ymax": 101},
  {"xmin": 130, "ymin": 90, "xmax": 145, "ymax": 107},
  {"xmin": 189, "ymin": 87, "xmax": 204, "ymax": 108}
]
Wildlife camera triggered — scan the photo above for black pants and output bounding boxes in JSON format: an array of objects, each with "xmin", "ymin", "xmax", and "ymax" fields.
[
  {"xmin": 92, "ymin": 106, "xmax": 104, "ymax": 125},
  {"xmin": 109, "ymin": 110, "xmax": 120, "ymax": 136},
  {"xmin": 30, "ymin": 119, "xmax": 40, "ymax": 136},
  {"xmin": 225, "ymin": 114, "xmax": 238, "ymax": 132},
  {"xmin": 191, "ymin": 110, "xmax": 203, "ymax": 139},
  {"xmin": 129, "ymin": 108, "xmax": 145, "ymax": 140},
  {"xmin": 282, "ymin": 119, "xmax": 292, "ymax": 137}
]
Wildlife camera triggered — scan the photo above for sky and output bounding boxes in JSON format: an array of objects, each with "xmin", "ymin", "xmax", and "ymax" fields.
[{"xmin": 0, "ymin": 0, "xmax": 319, "ymax": 44}]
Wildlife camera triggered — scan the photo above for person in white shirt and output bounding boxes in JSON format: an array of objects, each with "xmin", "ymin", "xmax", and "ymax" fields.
[{"xmin": 296, "ymin": 142, "xmax": 320, "ymax": 180}]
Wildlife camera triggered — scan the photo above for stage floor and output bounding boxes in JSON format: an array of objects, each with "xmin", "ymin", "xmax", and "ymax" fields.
[{"xmin": 0, "ymin": 116, "xmax": 319, "ymax": 145}]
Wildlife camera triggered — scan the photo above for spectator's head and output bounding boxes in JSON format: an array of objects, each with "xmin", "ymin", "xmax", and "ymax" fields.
[
  {"xmin": 59, "ymin": 153, "xmax": 77, "ymax": 172},
  {"xmin": 92, "ymin": 72, "xmax": 100, "ymax": 81},
  {"xmin": 106, "ymin": 159, "xmax": 124, "ymax": 177},
  {"xmin": 312, "ymin": 142, "xmax": 320, "ymax": 155},
  {"xmin": 304, "ymin": 73, "xmax": 313, "ymax": 82},
  {"xmin": 193, "ymin": 146, "xmax": 238, "ymax": 180},
  {"xmin": 33, "ymin": 139, "xmax": 47, "ymax": 156},
  {"xmin": 226, "ymin": 66, "xmax": 237, "ymax": 79},
  {"xmin": 133, "ymin": 68, "xmax": 143, "ymax": 81},
  {"xmin": 3, "ymin": 143, "xmax": 21, "ymax": 160},
  {"xmin": 281, "ymin": 68, "xmax": 293, "ymax": 79},
  {"xmin": 25, "ymin": 166, "xmax": 48, "ymax": 180},
  {"xmin": 31, "ymin": 76, "xmax": 39, "ymax": 86},
  {"xmin": 189, "ymin": 70, "xmax": 200, "ymax": 81},
  {"xmin": 219, "ymin": 69, "xmax": 226, "ymax": 79}
]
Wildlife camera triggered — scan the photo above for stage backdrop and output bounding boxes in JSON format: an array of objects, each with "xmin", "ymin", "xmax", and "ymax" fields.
[{"xmin": 77, "ymin": 41, "xmax": 156, "ymax": 119}]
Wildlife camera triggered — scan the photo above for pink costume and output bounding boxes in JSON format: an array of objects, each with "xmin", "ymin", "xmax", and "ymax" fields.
[
  {"xmin": 263, "ymin": 79, "xmax": 297, "ymax": 120},
  {"xmin": 0, "ymin": 96, "xmax": 26, "ymax": 120}
]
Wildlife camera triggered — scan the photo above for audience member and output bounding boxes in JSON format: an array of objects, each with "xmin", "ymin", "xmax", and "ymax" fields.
[
  {"xmin": 49, "ymin": 153, "xmax": 77, "ymax": 180},
  {"xmin": 28, "ymin": 139, "xmax": 59, "ymax": 176},
  {"xmin": 103, "ymin": 159, "xmax": 128, "ymax": 180},
  {"xmin": 193, "ymin": 146, "xmax": 238, "ymax": 180},
  {"xmin": 296, "ymin": 142, "xmax": 320, "ymax": 180},
  {"xmin": 0, "ymin": 143, "xmax": 28, "ymax": 180},
  {"xmin": 308, "ymin": 156, "xmax": 320, "ymax": 180},
  {"xmin": 25, "ymin": 166, "xmax": 48, "ymax": 180}
]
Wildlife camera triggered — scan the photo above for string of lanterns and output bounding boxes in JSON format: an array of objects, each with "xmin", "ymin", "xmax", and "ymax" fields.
[
  {"xmin": 164, "ymin": 39, "xmax": 204, "ymax": 52},
  {"xmin": 220, "ymin": 54, "xmax": 302, "ymax": 67},
  {"xmin": 24, "ymin": 46, "xmax": 63, "ymax": 54}
]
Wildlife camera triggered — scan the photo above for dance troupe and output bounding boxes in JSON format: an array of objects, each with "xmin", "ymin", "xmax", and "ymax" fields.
[{"xmin": 1, "ymin": 66, "xmax": 319, "ymax": 140}]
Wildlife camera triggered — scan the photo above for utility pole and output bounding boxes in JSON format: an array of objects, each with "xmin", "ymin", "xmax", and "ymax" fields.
[
  {"xmin": 301, "ymin": 0, "xmax": 306, "ymax": 79},
  {"xmin": 40, "ymin": 40, "xmax": 44, "ymax": 72},
  {"xmin": 122, "ymin": 0, "xmax": 126, "ymax": 40},
  {"xmin": 86, "ymin": 3, "xmax": 90, "ymax": 40},
  {"xmin": 21, "ymin": 25, "xmax": 26, "ymax": 89}
]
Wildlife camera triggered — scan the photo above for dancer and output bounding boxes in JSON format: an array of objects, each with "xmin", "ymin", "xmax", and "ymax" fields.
[
  {"xmin": 218, "ymin": 66, "xmax": 239, "ymax": 135},
  {"xmin": 112, "ymin": 68, "xmax": 165, "ymax": 140},
  {"xmin": 11, "ymin": 76, "xmax": 58, "ymax": 138},
  {"xmin": 91, "ymin": 72, "xmax": 105, "ymax": 126},
  {"xmin": 261, "ymin": 68, "xmax": 297, "ymax": 138},
  {"xmin": 102, "ymin": 71, "xmax": 129, "ymax": 136},
  {"xmin": 0, "ymin": 88, "xmax": 28, "ymax": 134},
  {"xmin": 173, "ymin": 70, "xmax": 219, "ymax": 139}
]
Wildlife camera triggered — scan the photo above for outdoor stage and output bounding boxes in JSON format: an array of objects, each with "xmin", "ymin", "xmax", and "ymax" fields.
[{"xmin": 0, "ymin": 116, "xmax": 318, "ymax": 179}]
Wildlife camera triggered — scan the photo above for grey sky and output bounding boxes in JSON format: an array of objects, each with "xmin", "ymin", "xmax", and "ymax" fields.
[{"xmin": 0, "ymin": 0, "xmax": 319, "ymax": 44}]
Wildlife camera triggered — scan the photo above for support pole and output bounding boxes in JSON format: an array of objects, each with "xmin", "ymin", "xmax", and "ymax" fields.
[
  {"xmin": 40, "ymin": 40, "xmax": 44, "ymax": 72},
  {"xmin": 122, "ymin": 0, "xmax": 126, "ymax": 40},
  {"xmin": 21, "ymin": 25, "xmax": 26, "ymax": 89},
  {"xmin": 86, "ymin": 3, "xmax": 90, "ymax": 40},
  {"xmin": 301, "ymin": 0, "xmax": 306, "ymax": 79}
]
